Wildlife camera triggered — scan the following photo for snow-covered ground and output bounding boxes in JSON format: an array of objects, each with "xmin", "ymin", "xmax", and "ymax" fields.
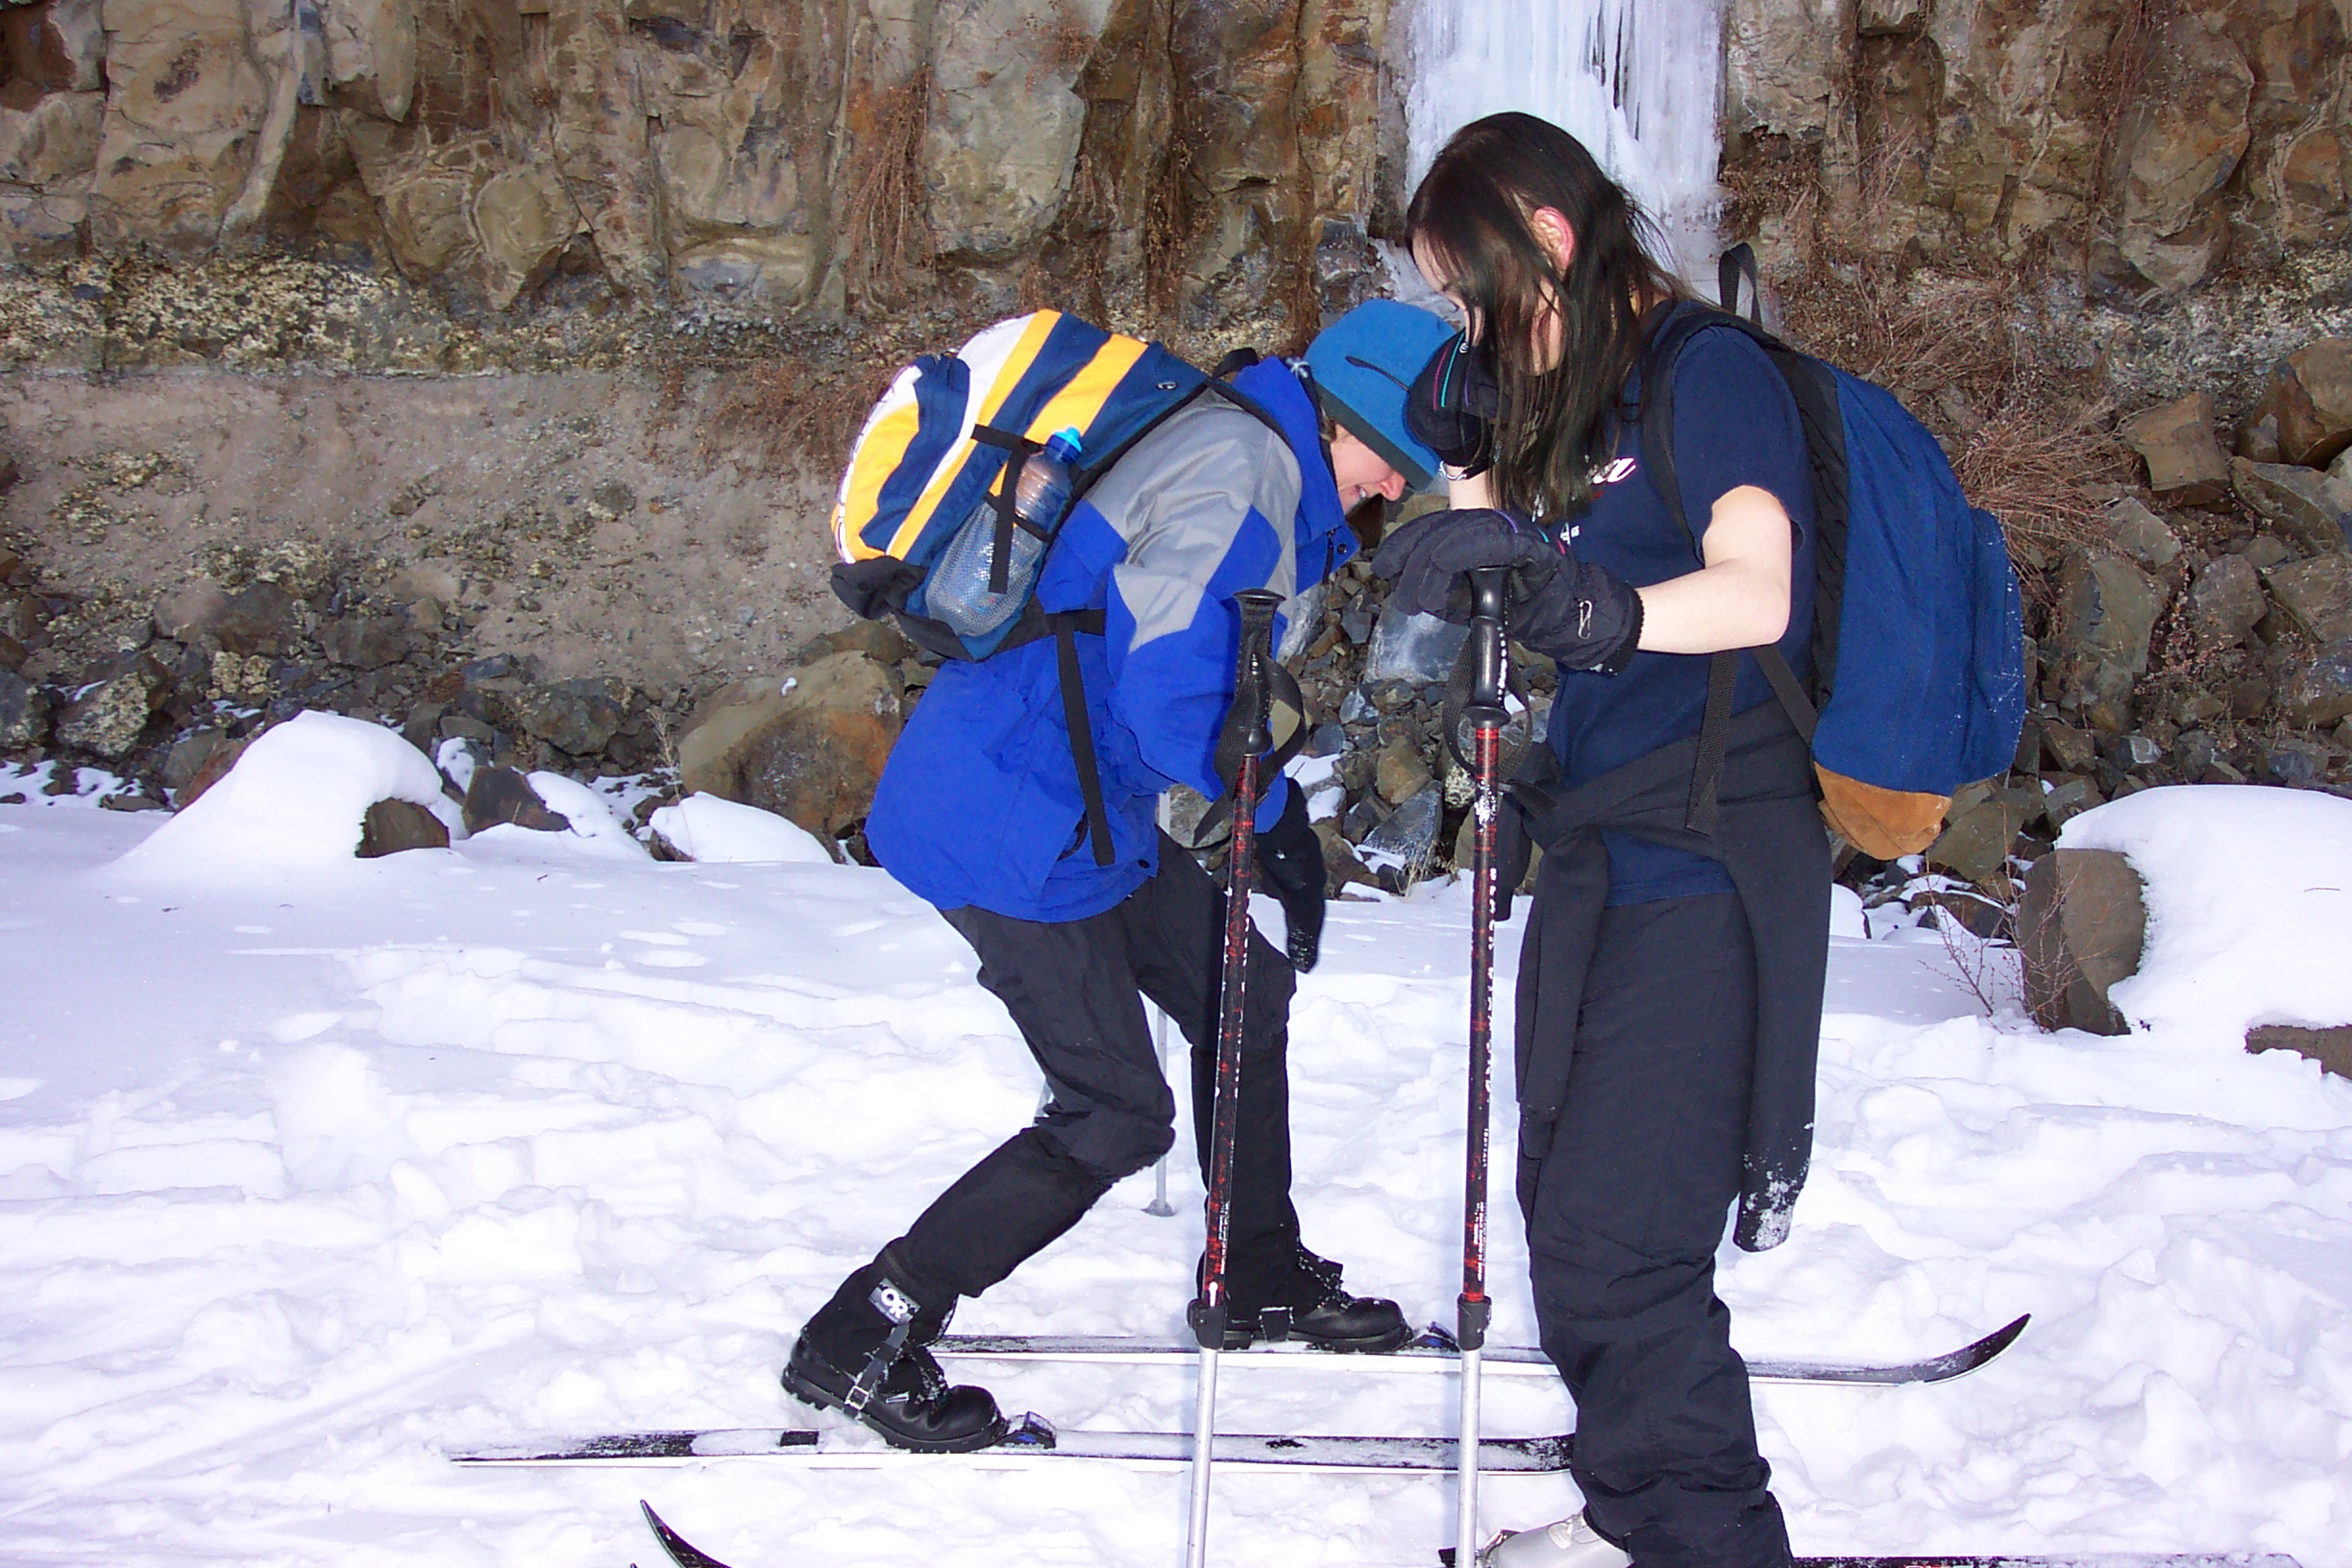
[{"xmin": 3, "ymin": 754, "xmax": 2348, "ymax": 1568}]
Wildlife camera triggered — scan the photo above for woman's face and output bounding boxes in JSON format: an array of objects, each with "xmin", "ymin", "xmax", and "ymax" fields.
[{"xmin": 1411, "ymin": 208, "xmax": 1576, "ymax": 375}]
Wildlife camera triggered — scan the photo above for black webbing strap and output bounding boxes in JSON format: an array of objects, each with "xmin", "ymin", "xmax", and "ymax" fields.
[
  {"xmin": 1753, "ymin": 645, "xmax": 1819, "ymax": 744},
  {"xmin": 1050, "ymin": 609, "xmax": 1116, "ymax": 867},
  {"xmin": 971, "ymin": 425, "xmax": 1044, "ymax": 595},
  {"xmin": 1718, "ymin": 242, "xmax": 1762, "ymax": 325},
  {"xmin": 1685, "ymin": 650, "xmax": 1740, "ymax": 836}
]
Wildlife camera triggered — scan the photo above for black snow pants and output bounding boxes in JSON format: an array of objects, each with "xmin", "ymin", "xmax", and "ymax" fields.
[
  {"xmin": 882, "ymin": 831, "xmax": 1313, "ymax": 1312},
  {"xmin": 1515, "ymin": 881, "xmax": 1793, "ymax": 1568}
]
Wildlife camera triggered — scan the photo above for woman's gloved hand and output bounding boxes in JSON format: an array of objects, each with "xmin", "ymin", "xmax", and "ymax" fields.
[
  {"xmin": 1253, "ymin": 785, "xmax": 1327, "ymax": 972},
  {"xmin": 1370, "ymin": 507, "xmax": 1644, "ymax": 675},
  {"xmin": 1405, "ymin": 331, "xmax": 1499, "ymax": 478}
]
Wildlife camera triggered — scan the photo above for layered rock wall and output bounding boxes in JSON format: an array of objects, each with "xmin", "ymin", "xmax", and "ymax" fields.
[
  {"xmin": 0, "ymin": 0, "xmax": 1393, "ymax": 338},
  {"xmin": 1725, "ymin": 0, "xmax": 2348, "ymax": 296}
]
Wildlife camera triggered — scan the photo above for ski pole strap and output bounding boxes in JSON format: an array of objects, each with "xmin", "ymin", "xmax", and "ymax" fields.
[
  {"xmin": 971, "ymin": 425, "xmax": 1044, "ymax": 595},
  {"xmin": 1049, "ymin": 609, "xmax": 1116, "ymax": 867}
]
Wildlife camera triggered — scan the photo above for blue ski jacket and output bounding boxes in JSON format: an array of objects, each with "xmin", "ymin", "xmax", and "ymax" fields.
[{"xmin": 866, "ymin": 358, "xmax": 1356, "ymax": 922}]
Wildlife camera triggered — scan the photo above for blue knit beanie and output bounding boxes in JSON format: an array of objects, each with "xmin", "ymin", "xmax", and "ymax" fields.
[{"xmin": 1305, "ymin": 300, "xmax": 1458, "ymax": 493}]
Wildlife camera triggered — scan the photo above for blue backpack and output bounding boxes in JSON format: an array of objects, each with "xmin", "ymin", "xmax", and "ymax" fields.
[{"xmin": 1641, "ymin": 248, "xmax": 2026, "ymax": 859}]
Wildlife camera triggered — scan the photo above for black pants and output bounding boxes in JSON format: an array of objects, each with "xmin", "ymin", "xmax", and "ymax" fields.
[
  {"xmin": 1517, "ymin": 885, "xmax": 1792, "ymax": 1568},
  {"xmin": 885, "ymin": 832, "xmax": 1311, "ymax": 1311}
]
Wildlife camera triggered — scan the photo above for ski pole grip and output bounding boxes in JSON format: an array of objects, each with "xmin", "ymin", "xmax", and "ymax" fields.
[
  {"xmin": 1464, "ymin": 567, "xmax": 1509, "ymax": 723},
  {"xmin": 1234, "ymin": 588, "xmax": 1283, "ymax": 754}
]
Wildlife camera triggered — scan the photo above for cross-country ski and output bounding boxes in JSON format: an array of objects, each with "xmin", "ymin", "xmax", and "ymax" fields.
[
  {"xmin": 932, "ymin": 1313, "xmax": 2029, "ymax": 1385},
  {"xmin": 634, "ymin": 1499, "xmax": 2307, "ymax": 1568},
  {"xmin": 457, "ymin": 1419, "xmax": 1579, "ymax": 1475}
]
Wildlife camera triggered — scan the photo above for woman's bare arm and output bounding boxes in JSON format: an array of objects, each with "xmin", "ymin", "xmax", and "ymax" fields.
[{"xmin": 1632, "ymin": 485, "xmax": 1792, "ymax": 653}]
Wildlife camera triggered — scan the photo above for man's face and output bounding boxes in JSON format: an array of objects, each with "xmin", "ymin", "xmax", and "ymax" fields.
[{"xmin": 1330, "ymin": 425, "xmax": 1409, "ymax": 511}]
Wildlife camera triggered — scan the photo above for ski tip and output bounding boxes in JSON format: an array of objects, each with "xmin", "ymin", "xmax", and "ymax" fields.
[{"xmin": 639, "ymin": 1500, "xmax": 738, "ymax": 1568}]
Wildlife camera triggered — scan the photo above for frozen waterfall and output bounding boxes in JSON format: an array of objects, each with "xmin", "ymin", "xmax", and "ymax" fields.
[{"xmin": 1403, "ymin": 0, "xmax": 1726, "ymax": 284}]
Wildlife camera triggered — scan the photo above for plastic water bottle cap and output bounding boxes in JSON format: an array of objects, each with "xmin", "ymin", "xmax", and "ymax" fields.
[{"xmin": 1046, "ymin": 428, "xmax": 1084, "ymax": 462}]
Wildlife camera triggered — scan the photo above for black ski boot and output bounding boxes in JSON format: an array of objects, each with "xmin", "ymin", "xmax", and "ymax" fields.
[
  {"xmin": 783, "ymin": 1250, "xmax": 1007, "ymax": 1453},
  {"xmin": 1198, "ymin": 1242, "xmax": 1412, "ymax": 1353}
]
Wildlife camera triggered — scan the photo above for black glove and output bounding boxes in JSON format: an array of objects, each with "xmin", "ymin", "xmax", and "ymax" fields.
[
  {"xmin": 1253, "ymin": 785, "xmax": 1326, "ymax": 972},
  {"xmin": 1370, "ymin": 507, "xmax": 1644, "ymax": 675},
  {"xmin": 1405, "ymin": 331, "xmax": 1499, "ymax": 477}
]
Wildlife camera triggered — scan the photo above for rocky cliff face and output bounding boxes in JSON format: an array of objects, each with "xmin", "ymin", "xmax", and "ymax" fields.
[
  {"xmin": 0, "ymin": 0, "xmax": 1392, "ymax": 345},
  {"xmin": 1725, "ymin": 0, "xmax": 2346, "ymax": 296}
]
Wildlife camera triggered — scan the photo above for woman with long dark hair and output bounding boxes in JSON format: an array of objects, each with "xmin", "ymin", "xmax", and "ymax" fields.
[{"xmin": 1373, "ymin": 113, "xmax": 1830, "ymax": 1568}]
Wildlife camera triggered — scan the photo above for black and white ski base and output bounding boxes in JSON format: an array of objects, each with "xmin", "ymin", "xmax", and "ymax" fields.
[
  {"xmin": 457, "ymin": 1412, "xmax": 1574, "ymax": 1474},
  {"xmin": 932, "ymin": 1313, "xmax": 2029, "ymax": 1387}
]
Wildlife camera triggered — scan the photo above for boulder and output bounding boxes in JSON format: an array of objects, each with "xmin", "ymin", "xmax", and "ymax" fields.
[
  {"xmin": 2038, "ymin": 774, "xmax": 2102, "ymax": 833},
  {"xmin": 2119, "ymin": 394, "xmax": 2231, "ymax": 506},
  {"xmin": 796, "ymin": 620, "xmax": 913, "ymax": 667},
  {"xmin": 472, "ymin": 166, "xmax": 580, "ymax": 310},
  {"xmin": 153, "ymin": 579, "xmax": 231, "ymax": 643},
  {"xmin": 2046, "ymin": 551, "xmax": 2163, "ymax": 731},
  {"xmin": 1358, "ymin": 782, "xmax": 1441, "ymax": 892},
  {"xmin": 55, "ymin": 655, "xmax": 169, "ymax": 760},
  {"xmin": 317, "ymin": 614, "xmax": 412, "ymax": 671},
  {"xmin": 2229, "ymin": 459, "xmax": 2352, "ymax": 557},
  {"xmin": 677, "ymin": 653, "xmax": 905, "ymax": 840},
  {"xmin": 0, "ymin": 88, "xmax": 102, "ymax": 188},
  {"xmin": 86, "ymin": 0, "xmax": 275, "ymax": 254},
  {"xmin": 2275, "ymin": 642, "xmax": 2352, "ymax": 728},
  {"xmin": 1373, "ymin": 738, "xmax": 1433, "ymax": 805},
  {"xmin": 357, "ymin": 797, "xmax": 450, "ymax": 857},
  {"xmin": 510, "ymin": 676, "xmax": 627, "ymax": 757},
  {"xmin": 2237, "ymin": 408, "xmax": 2284, "ymax": 465},
  {"xmin": 2110, "ymin": 12, "xmax": 2252, "ymax": 293},
  {"xmin": 2263, "ymin": 555, "xmax": 2352, "ymax": 644},
  {"xmin": 2247, "ymin": 1024, "xmax": 2352, "ymax": 1080},
  {"xmin": 2019, "ymin": 847, "xmax": 2148, "ymax": 1036},
  {"xmin": 2253, "ymin": 337, "xmax": 2352, "ymax": 469},
  {"xmin": 1923, "ymin": 781, "xmax": 2034, "ymax": 886},
  {"xmin": 161, "ymin": 728, "xmax": 231, "ymax": 799},
  {"xmin": 214, "ymin": 583, "xmax": 302, "ymax": 656},
  {"xmin": 320, "ymin": 0, "xmax": 418, "ymax": 122},
  {"xmin": 0, "ymin": 667, "xmax": 50, "ymax": 751},
  {"xmin": 173, "ymin": 732, "xmax": 250, "ymax": 808},
  {"xmin": 2254, "ymin": 735, "xmax": 2330, "ymax": 788},
  {"xmin": 2188, "ymin": 553, "xmax": 2267, "ymax": 646},
  {"xmin": 462, "ymin": 765, "xmax": 572, "ymax": 834},
  {"xmin": 922, "ymin": 0, "xmax": 1098, "ymax": 261},
  {"xmin": 2041, "ymin": 721, "xmax": 2098, "ymax": 774},
  {"xmin": 2102, "ymin": 497, "xmax": 2182, "ymax": 568}
]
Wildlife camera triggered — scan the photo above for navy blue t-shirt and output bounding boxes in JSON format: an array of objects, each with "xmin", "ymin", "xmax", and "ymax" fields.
[{"xmin": 1543, "ymin": 311, "xmax": 1818, "ymax": 905}]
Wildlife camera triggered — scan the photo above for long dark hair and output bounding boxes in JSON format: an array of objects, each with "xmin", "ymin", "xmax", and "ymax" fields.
[{"xmin": 1405, "ymin": 112, "xmax": 1685, "ymax": 520}]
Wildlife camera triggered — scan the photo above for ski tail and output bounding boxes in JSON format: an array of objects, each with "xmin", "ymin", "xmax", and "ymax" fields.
[{"xmin": 640, "ymin": 1500, "xmax": 735, "ymax": 1568}]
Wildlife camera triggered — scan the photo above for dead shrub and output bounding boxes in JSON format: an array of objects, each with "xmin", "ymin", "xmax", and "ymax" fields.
[
  {"xmin": 703, "ymin": 354, "xmax": 897, "ymax": 478},
  {"xmin": 839, "ymin": 68, "xmax": 935, "ymax": 309}
]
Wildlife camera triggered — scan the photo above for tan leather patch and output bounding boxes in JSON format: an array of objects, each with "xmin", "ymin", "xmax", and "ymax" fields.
[{"xmin": 1815, "ymin": 767, "xmax": 1950, "ymax": 859}]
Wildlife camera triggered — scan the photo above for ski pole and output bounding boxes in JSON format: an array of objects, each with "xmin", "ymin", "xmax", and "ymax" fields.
[
  {"xmin": 1147, "ymin": 1003, "xmax": 1177, "ymax": 1217},
  {"xmin": 1186, "ymin": 587, "xmax": 1283, "ymax": 1568},
  {"xmin": 1455, "ymin": 566, "xmax": 1510, "ymax": 1568},
  {"xmin": 1149, "ymin": 794, "xmax": 1177, "ymax": 1219}
]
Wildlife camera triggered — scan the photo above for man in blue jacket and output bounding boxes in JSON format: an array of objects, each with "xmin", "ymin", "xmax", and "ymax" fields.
[{"xmin": 784, "ymin": 301, "xmax": 1459, "ymax": 1451}]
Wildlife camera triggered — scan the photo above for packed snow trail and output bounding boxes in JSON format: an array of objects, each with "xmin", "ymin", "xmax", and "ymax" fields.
[{"xmin": 1, "ymin": 778, "xmax": 2348, "ymax": 1566}]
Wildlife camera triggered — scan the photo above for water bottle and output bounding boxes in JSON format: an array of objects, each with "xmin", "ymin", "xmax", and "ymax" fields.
[{"xmin": 927, "ymin": 428, "xmax": 1084, "ymax": 642}]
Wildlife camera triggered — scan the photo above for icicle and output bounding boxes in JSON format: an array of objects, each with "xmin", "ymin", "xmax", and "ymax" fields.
[{"xmin": 1404, "ymin": 0, "xmax": 1724, "ymax": 283}]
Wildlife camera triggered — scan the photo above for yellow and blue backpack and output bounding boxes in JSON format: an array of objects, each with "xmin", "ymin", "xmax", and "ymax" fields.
[{"xmin": 831, "ymin": 310, "xmax": 1268, "ymax": 660}]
